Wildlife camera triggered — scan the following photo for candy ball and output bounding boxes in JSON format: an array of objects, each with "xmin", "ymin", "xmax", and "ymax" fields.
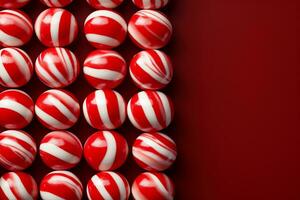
[
  {"xmin": 87, "ymin": 171, "xmax": 130, "ymax": 200},
  {"xmin": 84, "ymin": 131, "xmax": 128, "ymax": 171},
  {"xmin": 35, "ymin": 48, "xmax": 80, "ymax": 88},
  {"xmin": 40, "ymin": 171, "xmax": 83, "ymax": 200},
  {"xmin": 0, "ymin": 89, "xmax": 34, "ymax": 129},
  {"xmin": 0, "ymin": 0, "xmax": 31, "ymax": 8},
  {"xmin": 84, "ymin": 10, "xmax": 127, "ymax": 49},
  {"xmin": 0, "ymin": 172, "xmax": 38, "ymax": 200},
  {"xmin": 132, "ymin": 0, "xmax": 169, "ymax": 9},
  {"xmin": 35, "ymin": 89, "xmax": 80, "ymax": 130},
  {"xmin": 130, "ymin": 50, "xmax": 173, "ymax": 90},
  {"xmin": 0, "ymin": 130, "xmax": 36, "ymax": 170},
  {"xmin": 133, "ymin": 132, "xmax": 177, "ymax": 171},
  {"xmin": 83, "ymin": 50, "xmax": 127, "ymax": 89},
  {"xmin": 0, "ymin": 9, "xmax": 33, "ymax": 47},
  {"xmin": 39, "ymin": 131, "xmax": 82, "ymax": 170},
  {"xmin": 128, "ymin": 10, "xmax": 172, "ymax": 49},
  {"xmin": 34, "ymin": 8, "xmax": 78, "ymax": 47},
  {"xmin": 132, "ymin": 172, "xmax": 175, "ymax": 200},
  {"xmin": 83, "ymin": 90, "xmax": 126, "ymax": 130},
  {"xmin": 0, "ymin": 48, "xmax": 33, "ymax": 88},
  {"xmin": 41, "ymin": 0, "xmax": 73, "ymax": 7},
  {"xmin": 86, "ymin": 0, "xmax": 123, "ymax": 9},
  {"xmin": 127, "ymin": 91, "xmax": 174, "ymax": 132}
]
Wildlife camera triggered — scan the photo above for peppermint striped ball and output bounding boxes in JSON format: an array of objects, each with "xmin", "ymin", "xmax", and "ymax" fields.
[
  {"xmin": 133, "ymin": 132, "xmax": 177, "ymax": 171},
  {"xmin": 127, "ymin": 91, "xmax": 174, "ymax": 132},
  {"xmin": 0, "ymin": 9, "xmax": 33, "ymax": 47},
  {"xmin": 132, "ymin": 172, "xmax": 175, "ymax": 200},
  {"xmin": 0, "ymin": 130, "xmax": 36, "ymax": 171},
  {"xmin": 0, "ymin": 172, "xmax": 38, "ymax": 200},
  {"xmin": 0, "ymin": 0, "xmax": 31, "ymax": 9},
  {"xmin": 84, "ymin": 10, "xmax": 127, "ymax": 49},
  {"xmin": 132, "ymin": 0, "xmax": 169, "ymax": 9},
  {"xmin": 35, "ymin": 89, "xmax": 80, "ymax": 130},
  {"xmin": 40, "ymin": 171, "xmax": 83, "ymax": 200},
  {"xmin": 0, "ymin": 48, "xmax": 33, "ymax": 88},
  {"xmin": 84, "ymin": 131, "xmax": 128, "ymax": 171},
  {"xmin": 83, "ymin": 50, "xmax": 127, "ymax": 89},
  {"xmin": 40, "ymin": 131, "xmax": 82, "ymax": 170},
  {"xmin": 83, "ymin": 90, "xmax": 126, "ymax": 130},
  {"xmin": 41, "ymin": 0, "xmax": 73, "ymax": 7},
  {"xmin": 128, "ymin": 10, "xmax": 172, "ymax": 49},
  {"xmin": 130, "ymin": 50, "xmax": 173, "ymax": 90},
  {"xmin": 35, "ymin": 48, "xmax": 80, "ymax": 88},
  {"xmin": 87, "ymin": 171, "xmax": 130, "ymax": 200},
  {"xmin": 87, "ymin": 0, "xmax": 123, "ymax": 9},
  {"xmin": 0, "ymin": 89, "xmax": 34, "ymax": 129},
  {"xmin": 34, "ymin": 8, "xmax": 78, "ymax": 47}
]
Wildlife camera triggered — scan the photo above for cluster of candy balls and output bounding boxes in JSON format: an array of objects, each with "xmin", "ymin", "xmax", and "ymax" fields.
[{"xmin": 0, "ymin": 0, "xmax": 175, "ymax": 199}]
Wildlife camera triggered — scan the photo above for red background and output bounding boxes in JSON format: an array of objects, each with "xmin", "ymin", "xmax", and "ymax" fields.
[{"xmin": 1, "ymin": 0, "xmax": 300, "ymax": 199}]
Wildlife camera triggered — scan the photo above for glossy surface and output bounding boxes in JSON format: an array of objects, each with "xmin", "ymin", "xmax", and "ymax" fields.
[
  {"xmin": 87, "ymin": 171, "xmax": 130, "ymax": 200},
  {"xmin": 83, "ymin": 50, "xmax": 127, "ymax": 89},
  {"xmin": 132, "ymin": 0, "xmax": 169, "ymax": 9},
  {"xmin": 35, "ymin": 48, "xmax": 80, "ymax": 88},
  {"xmin": 40, "ymin": 0, "xmax": 73, "ymax": 7},
  {"xmin": 39, "ymin": 131, "xmax": 82, "ymax": 170},
  {"xmin": 84, "ymin": 131, "xmax": 128, "ymax": 171},
  {"xmin": 86, "ymin": 0, "xmax": 123, "ymax": 9},
  {"xmin": 0, "ymin": 0, "xmax": 31, "ymax": 8}
]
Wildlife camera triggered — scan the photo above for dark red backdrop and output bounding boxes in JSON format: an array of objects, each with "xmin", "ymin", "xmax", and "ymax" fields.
[{"xmin": 0, "ymin": 0, "xmax": 299, "ymax": 199}]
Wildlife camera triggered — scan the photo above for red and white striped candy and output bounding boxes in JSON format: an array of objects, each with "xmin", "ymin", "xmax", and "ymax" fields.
[
  {"xmin": 35, "ymin": 48, "xmax": 80, "ymax": 88},
  {"xmin": 83, "ymin": 90, "xmax": 126, "ymax": 130},
  {"xmin": 132, "ymin": 0, "xmax": 169, "ymax": 9},
  {"xmin": 0, "ymin": 48, "xmax": 33, "ymax": 88},
  {"xmin": 0, "ymin": 0, "xmax": 31, "ymax": 8},
  {"xmin": 132, "ymin": 172, "xmax": 175, "ymax": 200},
  {"xmin": 0, "ymin": 130, "xmax": 36, "ymax": 171},
  {"xmin": 84, "ymin": 10, "xmax": 127, "ymax": 49},
  {"xmin": 84, "ymin": 131, "xmax": 128, "ymax": 171},
  {"xmin": 87, "ymin": 171, "xmax": 130, "ymax": 200},
  {"xmin": 41, "ymin": 0, "xmax": 73, "ymax": 7},
  {"xmin": 40, "ymin": 131, "xmax": 82, "ymax": 170},
  {"xmin": 127, "ymin": 91, "xmax": 174, "ymax": 132},
  {"xmin": 133, "ymin": 132, "xmax": 177, "ymax": 171},
  {"xmin": 128, "ymin": 10, "xmax": 172, "ymax": 49},
  {"xmin": 130, "ymin": 50, "xmax": 173, "ymax": 90},
  {"xmin": 0, "ymin": 9, "xmax": 33, "ymax": 47},
  {"xmin": 86, "ymin": 0, "xmax": 123, "ymax": 9},
  {"xmin": 34, "ymin": 8, "xmax": 78, "ymax": 47},
  {"xmin": 0, "ymin": 89, "xmax": 34, "ymax": 129},
  {"xmin": 35, "ymin": 89, "xmax": 80, "ymax": 130},
  {"xmin": 0, "ymin": 172, "xmax": 38, "ymax": 200},
  {"xmin": 40, "ymin": 171, "xmax": 83, "ymax": 200},
  {"xmin": 83, "ymin": 50, "xmax": 127, "ymax": 89}
]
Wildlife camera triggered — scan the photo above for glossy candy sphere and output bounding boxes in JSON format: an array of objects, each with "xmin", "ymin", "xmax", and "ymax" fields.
[
  {"xmin": 35, "ymin": 89, "xmax": 80, "ymax": 130},
  {"xmin": 0, "ymin": 48, "xmax": 33, "ymax": 88},
  {"xmin": 40, "ymin": 171, "xmax": 83, "ymax": 200},
  {"xmin": 84, "ymin": 10, "xmax": 127, "ymax": 49},
  {"xmin": 39, "ymin": 131, "xmax": 82, "ymax": 170},
  {"xmin": 83, "ymin": 90, "xmax": 126, "ymax": 130},
  {"xmin": 129, "ymin": 50, "xmax": 173, "ymax": 90},
  {"xmin": 133, "ymin": 132, "xmax": 177, "ymax": 171},
  {"xmin": 132, "ymin": 172, "xmax": 175, "ymax": 200},
  {"xmin": 0, "ymin": 172, "xmax": 38, "ymax": 200},
  {"xmin": 83, "ymin": 50, "xmax": 127, "ymax": 89},
  {"xmin": 40, "ymin": 0, "xmax": 73, "ymax": 7},
  {"xmin": 84, "ymin": 131, "xmax": 128, "ymax": 171},
  {"xmin": 0, "ymin": 89, "xmax": 34, "ymax": 129},
  {"xmin": 0, "ymin": 0, "xmax": 31, "ymax": 9},
  {"xmin": 0, "ymin": 130, "xmax": 36, "ymax": 171},
  {"xmin": 132, "ymin": 0, "xmax": 169, "ymax": 9},
  {"xmin": 0, "ymin": 9, "xmax": 33, "ymax": 47},
  {"xmin": 127, "ymin": 91, "xmax": 174, "ymax": 132},
  {"xmin": 35, "ymin": 48, "xmax": 80, "ymax": 88},
  {"xmin": 128, "ymin": 10, "xmax": 172, "ymax": 49},
  {"xmin": 86, "ymin": 171, "xmax": 130, "ymax": 200},
  {"xmin": 34, "ymin": 8, "xmax": 78, "ymax": 47},
  {"xmin": 86, "ymin": 0, "xmax": 123, "ymax": 9}
]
